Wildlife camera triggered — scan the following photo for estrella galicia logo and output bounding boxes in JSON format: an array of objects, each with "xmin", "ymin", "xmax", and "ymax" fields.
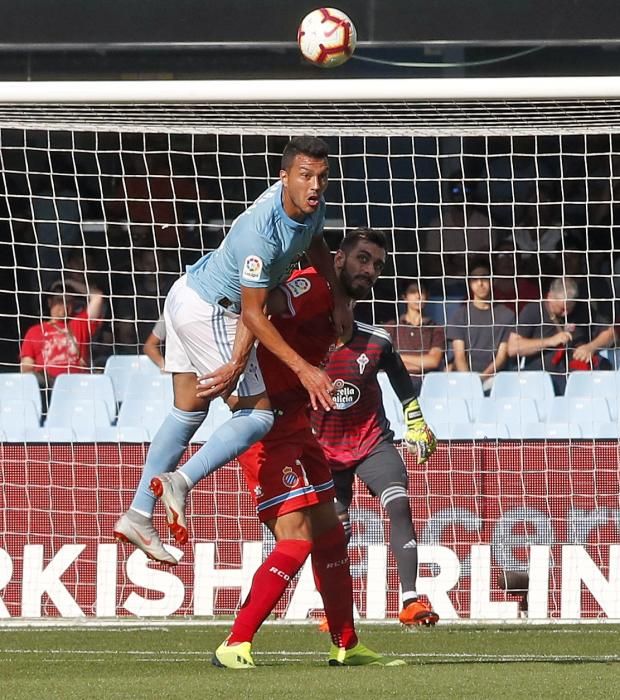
[
  {"xmin": 282, "ymin": 466, "xmax": 300, "ymax": 489},
  {"xmin": 332, "ymin": 378, "xmax": 360, "ymax": 410}
]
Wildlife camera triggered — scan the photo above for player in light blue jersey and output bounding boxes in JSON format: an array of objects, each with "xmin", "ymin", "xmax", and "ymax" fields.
[{"xmin": 115, "ymin": 136, "xmax": 352, "ymax": 564}]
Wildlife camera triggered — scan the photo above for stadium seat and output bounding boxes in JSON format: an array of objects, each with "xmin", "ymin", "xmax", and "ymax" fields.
[
  {"xmin": 190, "ymin": 398, "xmax": 231, "ymax": 443},
  {"xmin": 49, "ymin": 374, "xmax": 117, "ymax": 422},
  {"xmin": 565, "ymin": 370, "xmax": 620, "ymax": 398},
  {"xmin": 435, "ymin": 422, "xmax": 510, "ymax": 440},
  {"xmin": 420, "ymin": 372, "xmax": 484, "ymax": 403},
  {"xmin": 23, "ymin": 426, "xmax": 75, "ymax": 442},
  {"xmin": 93, "ymin": 425, "xmax": 150, "ymax": 443},
  {"xmin": 490, "ymin": 371, "xmax": 555, "ymax": 420},
  {"xmin": 546, "ymin": 396, "xmax": 613, "ymax": 438},
  {"xmin": 592, "ymin": 422, "xmax": 620, "ymax": 439},
  {"xmin": 117, "ymin": 398, "xmax": 169, "ymax": 439},
  {"xmin": 522, "ymin": 422, "xmax": 582, "ymax": 439},
  {"xmin": 0, "ymin": 399, "xmax": 42, "ymax": 440},
  {"xmin": 104, "ymin": 354, "xmax": 161, "ymax": 403},
  {"xmin": 376, "ymin": 372, "xmax": 405, "ymax": 440},
  {"xmin": 123, "ymin": 373, "xmax": 173, "ymax": 405},
  {"xmin": 45, "ymin": 399, "xmax": 113, "ymax": 441},
  {"xmin": 475, "ymin": 397, "xmax": 540, "ymax": 438},
  {"xmin": 0, "ymin": 373, "xmax": 42, "ymax": 418},
  {"xmin": 564, "ymin": 372, "xmax": 620, "ymax": 420},
  {"xmin": 419, "ymin": 397, "xmax": 470, "ymax": 431}
]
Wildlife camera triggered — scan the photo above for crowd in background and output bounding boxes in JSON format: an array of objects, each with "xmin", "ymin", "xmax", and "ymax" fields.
[{"xmin": 1, "ymin": 131, "xmax": 620, "ymax": 399}]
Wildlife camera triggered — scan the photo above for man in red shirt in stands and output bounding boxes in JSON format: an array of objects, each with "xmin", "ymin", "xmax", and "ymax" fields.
[{"xmin": 20, "ymin": 279, "xmax": 105, "ymax": 390}]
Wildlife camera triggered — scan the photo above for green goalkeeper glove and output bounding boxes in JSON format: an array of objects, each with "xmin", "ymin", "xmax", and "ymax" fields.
[{"xmin": 403, "ymin": 398, "xmax": 437, "ymax": 465}]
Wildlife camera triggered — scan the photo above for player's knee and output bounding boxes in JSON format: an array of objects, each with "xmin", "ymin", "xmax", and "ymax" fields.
[{"xmin": 270, "ymin": 511, "xmax": 312, "ymax": 542}]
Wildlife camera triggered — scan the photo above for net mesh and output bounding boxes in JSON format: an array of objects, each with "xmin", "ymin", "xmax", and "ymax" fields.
[{"xmin": 0, "ymin": 97, "xmax": 619, "ymax": 621}]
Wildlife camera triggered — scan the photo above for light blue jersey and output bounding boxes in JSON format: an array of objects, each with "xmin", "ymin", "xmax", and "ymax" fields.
[{"xmin": 187, "ymin": 182, "xmax": 325, "ymax": 312}]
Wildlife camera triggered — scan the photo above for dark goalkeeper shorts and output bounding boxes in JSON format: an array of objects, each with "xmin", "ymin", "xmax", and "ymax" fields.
[{"xmin": 331, "ymin": 440, "xmax": 409, "ymax": 514}]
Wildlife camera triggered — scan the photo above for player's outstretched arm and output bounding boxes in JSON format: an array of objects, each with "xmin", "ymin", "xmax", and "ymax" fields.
[
  {"xmin": 196, "ymin": 314, "xmax": 256, "ymax": 400},
  {"xmin": 381, "ymin": 339, "xmax": 437, "ymax": 464},
  {"xmin": 240, "ymin": 285, "xmax": 335, "ymax": 411},
  {"xmin": 306, "ymin": 236, "xmax": 352, "ymax": 338}
]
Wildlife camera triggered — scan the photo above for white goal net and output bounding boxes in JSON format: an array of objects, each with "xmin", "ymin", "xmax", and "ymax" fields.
[{"xmin": 0, "ymin": 79, "xmax": 618, "ymax": 622}]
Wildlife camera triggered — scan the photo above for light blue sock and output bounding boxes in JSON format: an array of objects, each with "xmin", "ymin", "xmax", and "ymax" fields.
[
  {"xmin": 179, "ymin": 408, "xmax": 274, "ymax": 486},
  {"xmin": 130, "ymin": 406, "xmax": 207, "ymax": 516}
]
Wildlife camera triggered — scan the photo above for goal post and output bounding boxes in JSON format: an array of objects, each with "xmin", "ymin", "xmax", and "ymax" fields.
[{"xmin": 0, "ymin": 78, "xmax": 619, "ymax": 623}]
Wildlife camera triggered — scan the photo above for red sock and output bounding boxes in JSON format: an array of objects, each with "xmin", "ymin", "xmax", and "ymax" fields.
[
  {"xmin": 228, "ymin": 538, "xmax": 312, "ymax": 644},
  {"xmin": 312, "ymin": 524, "xmax": 358, "ymax": 650}
]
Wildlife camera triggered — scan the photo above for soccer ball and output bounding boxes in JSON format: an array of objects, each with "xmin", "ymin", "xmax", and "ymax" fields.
[{"xmin": 297, "ymin": 8, "xmax": 357, "ymax": 68}]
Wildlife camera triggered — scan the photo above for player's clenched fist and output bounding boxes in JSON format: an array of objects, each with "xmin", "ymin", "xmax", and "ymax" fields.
[{"xmin": 403, "ymin": 398, "xmax": 437, "ymax": 464}]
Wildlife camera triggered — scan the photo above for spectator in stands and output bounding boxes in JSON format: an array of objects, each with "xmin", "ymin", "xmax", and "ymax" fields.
[
  {"xmin": 420, "ymin": 177, "xmax": 493, "ymax": 295},
  {"xmin": 507, "ymin": 277, "xmax": 592, "ymax": 395},
  {"xmin": 491, "ymin": 239, "xmax": 539, "ymax": 313},
  {"xmin": 560, "ymin": 236, "xmax": 614, "ymax": 325},
  {"xmin": 143, "ymin": 315, "xmax": 166, "ymax": 371},
  {"xmin": 447, "ymin": 261, "xmax": 515, "ymax": 393},
  {"xmin": 106, "ymin": 151, "xmax": 209, "ymax": 250},
  {"xmin": 384, "ymin": 280, "xmax": 444, "ymax": 395},
  {"xmin": 572, "ymin": 326, "xmax": 618, "ymax": 365},
  {"xmin": 20, "ymin": 279, "xmax": 105, "ymax": 399}
]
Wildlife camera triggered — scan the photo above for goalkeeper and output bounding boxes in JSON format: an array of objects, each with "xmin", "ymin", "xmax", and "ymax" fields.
[{"xmin": 311, "ymin": 232, "xmax": 439, "ymax": 627}]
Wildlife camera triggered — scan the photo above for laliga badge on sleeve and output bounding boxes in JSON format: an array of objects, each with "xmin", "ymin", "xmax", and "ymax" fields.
[{"xmin": 242, "ymin": 255, "xmax": 264, "ymax": 281}]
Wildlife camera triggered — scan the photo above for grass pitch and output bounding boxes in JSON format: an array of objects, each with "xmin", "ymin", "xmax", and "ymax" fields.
[{"xmin": 1, "ymin": 623, "xmax": 618, "ymax": 699}]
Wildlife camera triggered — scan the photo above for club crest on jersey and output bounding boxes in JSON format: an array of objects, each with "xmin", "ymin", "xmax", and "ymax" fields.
[
  {"xmin": 285, "ymin": 276, "xmax": 311, "ymax": 297},
  {"xmin": 332, "ymin": 378, "xmax": 361, "ymax": 410},
  {"xmin": 356, "ymin": 353, "xmax": 369, "ymax": 375},
  {"xmin": 282, "ymin": 466, "xmax": 300, "ymax": 489},
  {"xmin": 242, "ymin": 255, "xmax": 263, "ymax": 281},
  {"xmin": 254, "ymin": 485, "xmax": 263, "ymax": 498}
]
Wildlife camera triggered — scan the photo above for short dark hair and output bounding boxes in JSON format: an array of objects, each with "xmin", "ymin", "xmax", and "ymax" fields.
[
  {"xmin": 281, "ymin": 136, "xmax": 329, "ymax": 170},
  {"xmin": 338, "ymin": 227, "xmax": 388, "ymax": 254},
  {"xmin": 467, "ymin": 256, "xmax": 491, "ymax": 277},
  {"xmin": 402, "ymin": 279, "xmax": 428, "ymax": 297}
]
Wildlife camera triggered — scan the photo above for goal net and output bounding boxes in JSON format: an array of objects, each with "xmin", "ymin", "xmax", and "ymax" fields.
[{"xmin": 0, "ymin": 79, "xmax": 618, "ymax": 623}]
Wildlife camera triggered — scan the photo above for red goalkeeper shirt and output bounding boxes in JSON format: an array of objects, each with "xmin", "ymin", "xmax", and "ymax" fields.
[
  {"xmin": 311, "ymin": 322, "xmax": 416, "ymax": 471},
  {"xmin": 257, "ymin": 267, "xmax": 336, "ymax": 434}
]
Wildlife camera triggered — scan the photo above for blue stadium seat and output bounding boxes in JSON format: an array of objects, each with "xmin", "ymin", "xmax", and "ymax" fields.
[
  {"xmin": 564, "ymin": 372, "xmax": 620, "ymax": 421},
  {"xmin": 546, "ymin": 396, "xmax": 612, "ymax": 438},
  {"xmin": 0, "ymin": 373, "xmax": 42, "ymax": 418},
  {"xmin": 23, "ymin": 426, "xmax": 75, "ymax": 442},
  {"xmin": 435, "ymin": 422, "xmax": 510, "ymax": 440},
  {"xmin": 190, "ymin": 398, "xmax": 231, "ymax": 443},
  {"xmin": 592, "ymin": 422, "xmax": 620, "ymax": 439},
  {"xmin": 565, "ymin": 371, "xmax": 620, "ymax": 399},
  {"xmin": 45, "ymin": 399, "xmax": 113, "ymax": 441},
  {"xmin": 522, "ymin": 422, "xmax": 582, "ymax": 439},
  {"xmin": 376, "ymin": 372, "xmax": 405, "ymax": 440},
  {"xmin": 420, "ymin": 372, "xmax": 484, "ymax": 403},
  {"xmin": 124, "ymin": 374, "xmax": 173, "ymax": 405},
  {"xmin": 491, "ymin": 371, "xmax": 555, "ymax": 420},
  {"xmin": 49, "ymin": 374, "xmax": 117, "ymax": 422},
  {"xmin": 117, "ymin": 398, "xmax": 169, "ymax": 439},
  {"xmin": 93, "ymin": 425, "xmax": 150, "ymax": 443},
  {"xmin": 0, "ymin": 399, "xmax": 41, "ymax": 440},
  {"xmin": 475, "ymin": 397, "xmax": 540, "ymax": 437},
  {"xmin": 104, "ymin": 355, "xmax": 161, "ymax": 403},
  {"xmin": 419, "ymin": 397, "xmax": 470, "ymax": 431}
]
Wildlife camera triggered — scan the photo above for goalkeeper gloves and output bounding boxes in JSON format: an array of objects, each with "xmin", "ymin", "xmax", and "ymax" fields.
[{"xmin": 403, "ymin": 398, "xmax": 437, "ymax": 465}]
